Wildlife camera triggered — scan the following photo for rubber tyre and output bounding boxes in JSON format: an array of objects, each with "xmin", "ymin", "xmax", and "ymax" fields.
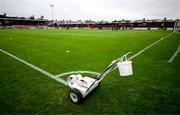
[{"xmin": 69, "ymin": 88, "xmax": 83, "ymax": 104}]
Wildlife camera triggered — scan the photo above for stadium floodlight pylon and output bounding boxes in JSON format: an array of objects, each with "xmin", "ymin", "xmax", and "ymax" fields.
[
  {"xmin": 50, "ymin": 4, "xmax": 54, "ymax": 23},
  {"xmin": 67, "ymin": 52, "xmax": 133, "ymax": 103}
]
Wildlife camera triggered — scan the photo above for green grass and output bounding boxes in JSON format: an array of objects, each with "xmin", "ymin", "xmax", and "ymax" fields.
[{"xmin": 0, "ymin": 29, "xmax": 179, "ymax": 114}]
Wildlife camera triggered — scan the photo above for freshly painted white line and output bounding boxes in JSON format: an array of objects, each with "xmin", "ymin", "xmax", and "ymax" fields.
[
  {"xmin": 128, "ymin": 32, "xmax": 174, "ymax": 60},
  {"xmin": 168, "ymin": 45, "xmax": 180, "ymax": 63},
  {"xmin": 55, "ymin": 32, "xmax": 174, "ymax": 78},
  {"xmin": 0, "ymin": 32, "xmax": 174, "ymax": 86},
  {"xmin": 54, "ymin": 71, "xmax": 100, "ymax": 78},
  {"xmin": 54, "ymin": 77, "xmax": 68, "ymax": 85},
  {"xmin": 0, "ymin": 48, "xmax": 67, "ymax": 86},
  {"xmin": 111, "ymin": 32, "xmax": 174, "ymax": 71}
]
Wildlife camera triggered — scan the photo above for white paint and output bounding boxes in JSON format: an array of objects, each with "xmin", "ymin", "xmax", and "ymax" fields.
[
  {"xmin": 66, "ymin": 50, "xmax": 70, "ymax": 53},
  {"xmin": 0, "ymin": 32, "xmax": 175, "ymax": 87},
  {"xmin": 128, "ymin": 32, "xmax": 174, "ymax": 60},
  {"xmin": 0, "ymin": 48, "xmax": 100, "ymax": 86},
  {"xmin": 111, "ymin": 33, "xmax": 174, "ymax": 72},
  {"xmin": 168, "ymin": 45, "xmax": 180, "ymax": 63},
  {"xmin": 54, "ymin": 71, "xmax": 100, "ymax": 78},
  {"xmin": 0, "ymin": 48, "xmax": 68, "ymax": 86}
]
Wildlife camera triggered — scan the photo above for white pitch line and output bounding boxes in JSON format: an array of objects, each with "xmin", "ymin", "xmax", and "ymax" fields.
[
  {"xmin": 0, "ymin": 32, "xmax": 174, "ymax": 86},
  {"xmin": 111, "ymin": 32, "xmax": 174, "ymax": 71},
  {"xmin": 128, "ymin": 32, "xmax": 174, "ymax": 60},
  {"xmin": 54, "ymin": 71, "xmax": 100, "ymax": 78},
  {"xmin": 0, "ymin": 48, "xmax": 67, "ymax": 86},
  {"xmin": 168, "ymin": 45, "xmax": 180, "ymax": 63},
  {"xmin": 55, "ymin": 32, "xmax": 174, "ymax": 78}
]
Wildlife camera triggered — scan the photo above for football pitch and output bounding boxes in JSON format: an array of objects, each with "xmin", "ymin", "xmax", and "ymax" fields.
[{"xmin": 0, "ymin": 29, "xmax": 180, "ymax": 114}]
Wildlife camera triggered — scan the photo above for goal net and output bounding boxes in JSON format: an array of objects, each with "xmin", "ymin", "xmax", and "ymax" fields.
[{"xmin": 174, "ymin": 19, "xmax": 180, "ymax": 32}]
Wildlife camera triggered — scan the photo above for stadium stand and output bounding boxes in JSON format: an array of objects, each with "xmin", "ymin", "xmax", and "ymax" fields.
[
  {"xmin": 0, "ymin": 14, "xmax": 49, "ymax": 29},
  {"xmin": 0, "ymin": 14, "xmax": 176, "ymax": 30}
]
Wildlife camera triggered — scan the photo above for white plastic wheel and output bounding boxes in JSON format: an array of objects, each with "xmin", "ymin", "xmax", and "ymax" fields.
[
  {"xmin": 69, "ymin": 88, "xmax": 82, "ymax": 103},
  {"xmin": 70, "ymin": 92, "xmax": 78, "ymax": 103}
]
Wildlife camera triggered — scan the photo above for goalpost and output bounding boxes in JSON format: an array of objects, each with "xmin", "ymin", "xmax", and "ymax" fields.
[{"xmin": 173, "ymin": 19, "xmax": 180, "ymax": 32}]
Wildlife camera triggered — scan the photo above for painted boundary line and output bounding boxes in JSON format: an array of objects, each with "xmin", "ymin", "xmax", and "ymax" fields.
[
  {"xmin": 54, "ymin": 71, "xmax": 100, "ymax": 78},
  {"xmin": 128, "ymin": 32, "xmax": 174, "ymax": 60},
  {"xmin": 168, "ymin": 45, "xmax": 180, "ymax": 63},
  {"xmin": 55, "ymin": 32, "xmax": 175, "ymax": 78},
  {"xmin": 0, "ymin": 49, "xmax": 68, "ymax": 86},
  {"xmin": 0, "ymin": 32, "xmax": 174, "ymax": 86},
  {"xmin": 111, "ymin": 32, "xmax": 174, "ymax": 71}
]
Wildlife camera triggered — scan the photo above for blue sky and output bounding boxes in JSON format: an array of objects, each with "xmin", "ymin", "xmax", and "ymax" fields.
[{"xmin": 0, "ymin": 0, "xmax": 180, "ymax": 21}]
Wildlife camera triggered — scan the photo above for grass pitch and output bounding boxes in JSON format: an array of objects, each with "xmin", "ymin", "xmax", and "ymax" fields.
[{"xmin": 0, "ymin": 29, "xmax": 180, "ymax": 114}]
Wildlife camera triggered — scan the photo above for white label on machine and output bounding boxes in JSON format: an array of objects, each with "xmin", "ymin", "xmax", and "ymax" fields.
[{"xmin": 117, "ymin": 61, "xmax": 133, "ymax": 76}]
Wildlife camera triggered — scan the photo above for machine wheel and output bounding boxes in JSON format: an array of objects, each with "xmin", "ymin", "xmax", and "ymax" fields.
[{"xmin": 69, "ymin": 88, "xmax": 82, "ymax": 103}]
